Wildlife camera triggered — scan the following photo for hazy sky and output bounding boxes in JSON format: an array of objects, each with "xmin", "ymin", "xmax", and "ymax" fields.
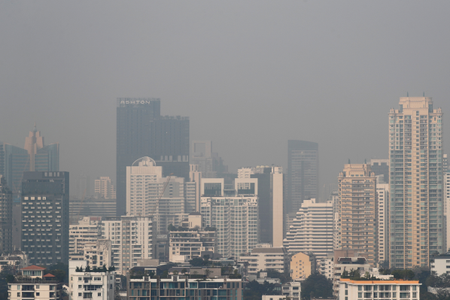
[{"xmin": 1, "ymin": 1, "xmax": 449, "ymax": 198}]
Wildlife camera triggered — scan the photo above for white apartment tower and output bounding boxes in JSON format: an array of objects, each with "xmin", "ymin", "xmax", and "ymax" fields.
[
  {"xmin": 389, "ymin": 97, "xmax": 444, "ymax": 269},
  {"xmin": 283, "ymin": 198, "xmax": 334, "ymax": 260},
  {"xmin": 200, "ymin": 178, "xmax": 258, "ymax": 259},
  {"xmin": 101, "ymin": 216, "xmax": 155, "ymax": 275},
  {"xmin": 69, "ymin": 216, "xmax": 101, "ymax": 256},
  {"xmin": 376, "ymin": 177, "xmax": 389, "ymax": 265},
  {"xmin": 126, "ymin": 156, "xmax": 188, "ymax": 233}
]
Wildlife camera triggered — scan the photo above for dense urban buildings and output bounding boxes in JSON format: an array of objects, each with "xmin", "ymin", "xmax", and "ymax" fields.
[
  {"xmin": 339, "ymin": 278, "xmax": 421, "ymax": 300},
  {"xmin": 239, "ymin": 244, "xmax": 288, "ymax": 275},
  {"xmin": 0, "ymin": 127, "xmax": 59, "ymax": 200},
  {"xmin": 94, "ymin": 176, "xmax": 116, "ymax": 199},
  {"xmin": 68, "ymin": 260, "xmax": 115, "ymax": 300},
  {"xmin": 116, "ymin": 98, "xmax": 189, "ymax": 216},
  {"xmin": 337, "ymin": 164, "xmax": 377, "ymax": 266},
  {"xmin": 287, "ymin": 140, "xmax": 319, "ymax": 215},
  {"xmin": 69, "ymin": 216, "xmax": 101, "ymax": 256},
  {"xmin": 128, "ymin": 276, "xmax": 243, "ymax": 300},
  {"xmin": 101, "ymin": 215, "xmax": 155, "ymax": 275},
  {"xmin": 190, "ymin": 140, "xmax": 228, "ymax": 178},
  {"xmin": 200, "ymin": 177, "xmax": 259, "ymax": 259},
  {"xmin": 376, "ymin": 176, "xmax": 389, "ymax": 265},
  {"xmin": 21, "ymin": 171, "xmax": 69, "ymax": 266},
  {"xmin": 126, "ymin": 156, "xmax": 191, "ymax": 234},
  {"xmin": 389, "ymin": 96, "xmax": 444, "ymax": 269},
  {"xmin": 284, "ymin": 199, "xmax": 334, "ymax": 260},
  {"xmin": 247, "ymin": 166, "xmax": 284, "ymax": 247},
  {"xmin": 0, "ymin": 175, "xmax": 12, "ymax": 254}
]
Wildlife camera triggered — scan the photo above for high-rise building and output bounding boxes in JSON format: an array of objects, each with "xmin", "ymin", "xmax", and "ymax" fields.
[
  {"xmin": 389, "ymin": 97, "xmax": 444, "ymax": 269},
  {"xmin": 337, "ymin": 164, "xmax": 377, "ymax": 266},
  {"xmin": 444, "ymin": 171, "xmax": 450, "ymax": 252},
  {"xmin": 200, "ymin": 178, "xmax": 259, "ymax": 259},
  {"xmin": 101, "ymin": 216, "xmax": 155, "ymax": 275},
  {"xmin": 0, "ymin": 175, "xmax": 12, "ymax": 254},
  {"xmin": 191, "ymin": 140, "xmax": 228, "ymax": 178},
  {"xmin": 94, "ymin": 177, "xmax": 116, "ymax": 199},
  {"xmin": 376, "ymin": 176, "xmax": 389, "ymax": 265},
  {"xmin": 69, "ymin": 216, "xmax": 101, "ymax": 256},
  {"xmin": 21, "ymin": 171, "xmax": 69, "ymax": 266},
  {"xmin": 126, "ymin": 156, "xmax": 188, "ymax": 234},
  {"xmin": 0, "ymin": 127, "xmax": 59, "ymax": 200},
  {"xmin": 283, "ymin": 199, "xmax": 334, "ymax": 260},
  {"xmin": 239, "ymin": 166, "xmax": 284, "ymax": 247},
  {"xmin": 116, "ymin": 98, "xmax": 189, "ymax": 217},
  {"xmin": 287, "ymin": 140, "xmax": 319, "ymax": 214}
]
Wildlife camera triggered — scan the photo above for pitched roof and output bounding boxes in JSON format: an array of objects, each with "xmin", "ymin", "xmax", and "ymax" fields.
[
  {"xmin": 22, "ymin": 265, "xmax": 46, "ymax": 270},
  {"xmin": 43, "ymin": 273, "xmax": 55, "ymax": 278}
]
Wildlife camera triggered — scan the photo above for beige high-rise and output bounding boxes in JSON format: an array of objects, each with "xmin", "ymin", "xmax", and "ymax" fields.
[
  {"xmin": 337, "ymin": 164, "xmax": 377, "ymax": 266},
  {"xmin": 389, "ymin": 97, "xmax": 444, "ymax": 269}
]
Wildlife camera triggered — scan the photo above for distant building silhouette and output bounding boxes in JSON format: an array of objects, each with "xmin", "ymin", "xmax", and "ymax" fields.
[
  {"xmin": 21, "ymin": 171, "xmax": 69, "ymax": 266},
  {"xmin": 0, "ymin": 175, "xmax": 12, "ymax": 254},
  {"xmin": 116, "ymin": 98, "xmax": 189, "ymax": 216},
  {"xmin": 287, "ymin": 140, "xmax": 319, "ymax": 213},
  {"xmin": 0, "ymin": 127, "xmax": 59, "ymax": 200}
]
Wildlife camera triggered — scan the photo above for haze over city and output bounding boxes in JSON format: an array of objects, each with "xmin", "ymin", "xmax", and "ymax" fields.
[{"xmin": 1, "ymin": 1, "xmax": 449, "ymax": 197}]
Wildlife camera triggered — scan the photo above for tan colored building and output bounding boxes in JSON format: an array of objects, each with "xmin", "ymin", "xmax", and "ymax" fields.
[
  {"xmin": 389, "ymin": 97, "xmax": 444, "ymax": 269},
  {"xmin": 338, "ymin": 164, "xmax": 377, "ymax": 266},
  {"xmin": 290, "ymin": 252, "xmax": 315, "ymax": 280}
]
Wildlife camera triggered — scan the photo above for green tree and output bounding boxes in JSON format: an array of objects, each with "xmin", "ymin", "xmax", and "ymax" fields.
[{"xmin": 301, "ymin": 274, "xmax": 333, "ymax": 300}]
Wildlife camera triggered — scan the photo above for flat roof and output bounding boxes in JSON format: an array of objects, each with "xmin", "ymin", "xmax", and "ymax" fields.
[{"xmin": 340, "ymin": 278, "xmax": 420, "ymax": 284}]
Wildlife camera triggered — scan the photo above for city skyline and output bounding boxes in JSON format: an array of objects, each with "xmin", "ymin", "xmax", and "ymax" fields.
[{"xmin": 1, "ymin": 1, "xmax": 450, "ymax": 198}]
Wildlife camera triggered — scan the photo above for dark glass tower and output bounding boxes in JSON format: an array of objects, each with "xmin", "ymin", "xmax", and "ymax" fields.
[
  {"xmin": 21, "ymin": 171, "xmax": 69, "ymax": 266},
  {"xmin": 116, "ymin": 98, "xmax": 189, "ymax": 216},
  {"xmin": 287, "ymin": 140, "xmax": 319, "ymax": 213},
  {"xmin": 0, "ymin": 175, "xmax": 12, "ymax": 254}
]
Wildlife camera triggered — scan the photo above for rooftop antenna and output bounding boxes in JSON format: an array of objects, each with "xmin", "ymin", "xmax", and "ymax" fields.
[
  {"xmin": 348, "ymin": 159, "xmax": 351, "ymax": 164},
  {"xmin": 33, "ymin": 122, "xmax": 37, "ymax": 132},
  {"xmin": 423, "ymin": 92, "xmax": 425, "ymax": 97},
  {"xmin": 407, "ymin": 92, "xmax": 409, "ymax": 97}
]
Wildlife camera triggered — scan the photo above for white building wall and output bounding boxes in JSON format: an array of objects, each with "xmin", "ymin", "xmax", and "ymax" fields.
[
  {"xmin": 283, "ymin": 199, "xmax": 334, "ymax": 260},
  {"xmin": 377, "ymin": 182, "xmax": 389, "ymax": 264},
  {"xmin": 68, "ymin": 260, "xmax": 115, "ymax": 300},
  {"xmin": 101, "ymin": 216, "xmax": 154, "ymax": 275}
]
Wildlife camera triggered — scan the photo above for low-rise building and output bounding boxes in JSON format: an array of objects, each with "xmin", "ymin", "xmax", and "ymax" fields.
[
  {"xmin": 127, "ymin": 275, "xmax": 243, "ymax": 300},
  {"xmin": 239, "ymin": 245, "xmax": 288, "ymax": 275},
  {"xmin": 290, "ymin": 252, "xmax": 316, "ymax": 281},
  {"xmin": 430, "ymin": 253, "xmax": 450, "ymax": 276},
  {"xmin": 0, "ymin": 250, "xmax": 28, "ymax": 273},
  {"xmin": 8, "ymin": 265, "xmax": 62, "ymax": 300},
  {"xmin": 332, "ymin": 257, "xmax": 370, "ymax": 298},
  {"xmin": 281, "ymin": 281, "xmax": 301, "ymax": 300},
  {"xmin": 339, "ymin": 278, "xmax": 420, "ymax": 300},
  {"xmin": 68, "ymin": 260, "xmax": 115, "ymax": 300},
  {"xmin": 317, "ymin": 254, "xmax": 334, "ymax": 280},
  {"xmin": 168, "ymin": 229, "xmax": 216, "ymax": 263}
]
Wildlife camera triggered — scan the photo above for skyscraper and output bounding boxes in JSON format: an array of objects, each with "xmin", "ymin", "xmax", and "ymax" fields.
[
  {"xmin": 21, "ymin": 171, "xmax": 69, "ymax": 266},
  {"xmin": 389, "ymin": 97, "xmax": 444, "ymax": 269},
  {"xmin": 0, "ymin": 175, "xmax": 12, "ymax": 254},
  {"xmin": 337, "ymin": 164, "xmax": 377, "ymax": 266},
  {"xmin": 287, "ymin": 140, "xmax": 319, "ymax": 213},
  {"xmin": 0, "ymin": 127, "xmax": 59, "ymax": 200},
  {"xmin": 240, "ymin": 166, "xmax": 284, "ymax": 247},
  {"xmin": 116, "ymin": 98, "xmax": 189, "ymax": 216}
]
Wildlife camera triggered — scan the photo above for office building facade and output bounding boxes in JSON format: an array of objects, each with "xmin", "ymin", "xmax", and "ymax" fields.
[
  {"xmin": 116, "ymin": 98, "xmax": 189, "ymax": 217},
  {"xmin": 287, "ymin": 140, "xmax": 319, "ymax": 214},
  {"xmin": 21, "ymin": 171, "xmax": 69, "ymax": 266},
  {"xmin": 389, "ymin": 97, "xmax": 444, "ymax": 269},
  {"xmin": 0, "ymin": 175, "xmax": 12, "ymax": 254}
]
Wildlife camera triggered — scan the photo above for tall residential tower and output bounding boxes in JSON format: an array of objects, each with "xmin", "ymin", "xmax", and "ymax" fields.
[{"xmin": 389, "ymin": 97, "xmax": 444, "ymax": 269}]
